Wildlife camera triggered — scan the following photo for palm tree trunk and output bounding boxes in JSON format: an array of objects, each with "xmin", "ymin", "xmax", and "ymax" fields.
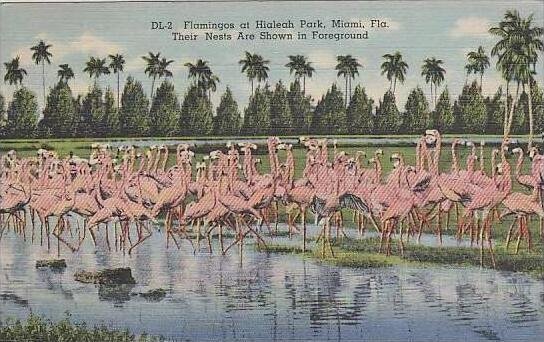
[
  {"xmin": 506, "ymin": 82, "xmax": 520, "ymax": 138},
  {"xmin": 480, "ymin": 72, "xmax": 483, "ymax": 92},
  {"xmin": 527, "ymin": 80, "xmax": 534, "ymax": 149},
  {"xmin": 42, "ymin": 61, "xmax": 46, "ymax": 105},
  {"xmin": 151, "ymin": 76, "xmax": 156, "ymax": 99},
  {"xmin": 393, "ymin": 77, "xmax": 397, "ymax": 94},
  {"xmin": 303, "ymin": 76, "xmax": 306, "ymax": 94},
  {"xmin": 345, "ymin": 77, "xmax": 348, "ymax": 107},
  {"xmin": 251, "ymin": 79, "xmax": 254, "ymax": 96},
  {"xmin": 117, "ymin": 72, "xmax": 120, "ymax": 109},
  {"xmin": 503, "ymin": 81, "xmax": 509, "ymax": 137},
  {"xmin": 429, "ymin": 84, "xmax": 433, "ymax": 109}
]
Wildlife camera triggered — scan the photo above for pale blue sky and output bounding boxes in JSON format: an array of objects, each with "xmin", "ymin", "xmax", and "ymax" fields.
[{"xmin": 1, "ymin": 0, "xmax": 543, "ymax": 111}]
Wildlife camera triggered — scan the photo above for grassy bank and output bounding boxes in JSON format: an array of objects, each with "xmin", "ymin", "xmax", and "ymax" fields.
[
  {"xmin": 259, "ymin": 237, "xmax": 544, "ymax": 279},
  {"xmin": 0, "ymin": 314, "xmax": 162, "ymax": 342}
]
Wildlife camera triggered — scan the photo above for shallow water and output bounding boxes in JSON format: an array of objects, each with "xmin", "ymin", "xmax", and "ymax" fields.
[{"xmin": 1, "ymin": 226, "xmax": 543, "ymax": 342}]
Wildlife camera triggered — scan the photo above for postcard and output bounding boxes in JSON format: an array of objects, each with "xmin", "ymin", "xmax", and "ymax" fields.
[{"xmin": 1, "ymin": 0, "xmax": 543, "ymax": 341}]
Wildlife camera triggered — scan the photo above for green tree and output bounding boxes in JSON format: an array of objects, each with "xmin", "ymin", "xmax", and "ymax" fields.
[
  {"xmin": 83, "ymin": 57, "xmax": 110, "ymax": 86},
  {"xmin": 104, "ymin": 88, "xmax": 119, "ymax": 136},
  {"xmin": 239, "ymin": 52, "xmax": 270, "ymax": 96},
  {"xmin": 421, "ymin": 57, "xmax": 446, "ymax": 107},
  {"xmin": 531, "ymin": 82, "xmax": 544, "ymax": 135},
  {"xmin": 80, "ymin": 85, "xmax": 106, "ymax": 136},
  {"xmin": 403, "ymin": 87, "xmax": 430, "ymax": 133},
  {"xmin": 7, "ymin": 87, "xmax": 38, "ymax": 137},
  {"xmin": 142, "ymin": 52, "xmax": 161, "ymax": 98},
  {"xmin": 465, "ymin": 46, "xmax": 490, "ymax": 90},
  {"xmin": 336, "ymin": 55, "xmax": 361, "ymax": 106},
  {"xmin": 490, "ymin": 10, "xmax": 543, "ymax": 147},
  {"xmin": 150, "ymin": 80, "xmax": 180, "ymax": 136},
  {"xmin": 456, "ymin": 81, "xmax": 487, "ymax": 133},
  {"xmin": 380, "ymin": 51, "xmax": 408, "ymax": 94},
  {"xmin": 57, "ymin": 64, "xmax": 74, "ymax": 85},
  {"xmin": 432, "ymin": 88, "xmax": 455, "ymax": 132},
  {"xmin": 347, "ymin": 85, "xmax": 374, "ymax": 134},
  {"xmin": 41, "ymin": 82, "xmax": 77, "ymax": 137},
  {"xmin": 243, "ymin": 86, "xmax": 271, "ymax": 135},
  {"xmin": 184, "ymin": 59, "xmax": 219, "ymax": 99},
  {"xmin": 270, "ymin": 81, "xmax": 293, "ymax": 134},
  {"xmin": 0, "ymin": 93, "xmax": 6, "ymax": 133},
  {"xmin": 311, "ymin": 84, "xmax": 347, "ymax": 134},
  {"xmin": 120, "ymin": 76, "xmax": 149, "ymax": 136},
  {"xmin": 285, "ymin": 55, "xmax": 315, "ymax": 94},
  {"xmin": 374, "ymin": 90, "xmax": 401, "ymax": 134},
  {"xmin": 4, "ymin": 57, "xmax": 27, "ymax": 87},
  {"xmin": 288, "ymin": 80, "xmax": 312, "ymax": 133},
  {"xmin": 214, "ymin": 87, "xmax": 241, "ymax": 135},
  {"xmin": 108, "ymin": 53, "xmax": 125, "ymax": 109},
  {"xmin": 180, "ymin": 85, "xmax": 214, "ymax": 136},
  {"xmin": 484, "ymin": 88, "xmax": 505, "ymax": 134},
  {"xmin": 30, "ymin": 40, "xmax": 53, "ymax": 104}
]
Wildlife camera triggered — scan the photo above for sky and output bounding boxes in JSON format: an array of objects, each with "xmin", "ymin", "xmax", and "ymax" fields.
[{"xmin": 1, "ymin": 0, "xmax": 543, "ymax": 113}]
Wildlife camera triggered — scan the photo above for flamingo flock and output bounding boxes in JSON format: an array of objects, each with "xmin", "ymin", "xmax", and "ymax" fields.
[{"xmin": 1, "ymin": 131, "xmax": 543, "ymax": 266}]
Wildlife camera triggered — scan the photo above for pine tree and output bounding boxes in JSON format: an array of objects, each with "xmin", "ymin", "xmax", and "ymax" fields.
[
  {"xmin": 180, "ymin": 85, "xmax": 213, "ymax": 136},
  {"xmin": 150, "ymin": 80, "xmax": 180, "ymax": 136},
  {"xmin": 0, "ymin": 93, "xmax": 6, "ymax": 134},
  {"xmin": 512, "ymin": 92, "xmax": 530, "ymax": 134},
  {"xmin": 243, "ymin": 86, "xmax": 271, "ymax": 135},
  {"xmin": 214, "ymin": 87, "xmax": 241, "ymax": 135},
  {"xmin": 403, "ymin": 87, "xmax": 430, "ymax": 133},
  {"xmin": 80, "ymin": 85, "xmax": 105, "ymax": 136},
  {"xmin": 484, "ymin": 88, "xmax": 505, "ymax": 135},
  {"xmin": 104, "ymin": 88, "xmax": 119, "ymax": 136},
  {"xmin": 374, "ymin": 90, "xmax": 401, "ymax": 134},
  {"xmin": 310, "ymin": 95, "xmax": 326, "ymax": 133},
  {"xmin": 287, "ymin": 80, "xmax": 312, "ymax": 134},
  {"xmin": 457, "ymin": 81, "xmax": 487, "ymax": 133},
  {"xmin": 531, "ymin": 83, "xmax": 544, "ymax": 136},
  {"xmin": 41, "ymin": 81, "xmax": 77, "ymax": 137},
  {"xmin": 270, "ymin": 81, "xmax": 293, "ymax": 134},
  {"xmin": 433, "ymin": 88, "xmax": 454, "ymax": 133},
  {"xmin": 7, "ymin": 87, "xmax": 38, "ymax": 137},
  {"xmin": 312, "ymin": 84, "xmax": 346, "ymax": 134},
  {"xmin": 346, "ymin": 85, "xmax": 374, "ymax": 134},
  {"xmin": 120, "ymin": 76, "xmax": 149, "ymax": 136}
]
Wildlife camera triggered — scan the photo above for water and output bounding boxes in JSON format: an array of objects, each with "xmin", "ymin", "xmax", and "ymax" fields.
[{"xmin": 1, "ymin": 227, "xmax": 543, "ymax": 341}]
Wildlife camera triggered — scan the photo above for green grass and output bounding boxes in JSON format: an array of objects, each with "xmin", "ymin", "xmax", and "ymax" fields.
[
  {"xmin": 258, "ymin": 236, "xmax": 544, "ymax": 279},
  {"xmin": 0, "ymin": 313, "xmax": 162, "ymax": 342}
]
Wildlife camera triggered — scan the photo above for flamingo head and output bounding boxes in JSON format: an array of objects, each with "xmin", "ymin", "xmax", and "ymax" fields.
[
  {"xmin": 356, "ymin": 150, "xmax": 366, "ymax": 158},
  {"xmin": 277, "ymin": 143, "xmax": 286, "ymax": 150},
  {"xmin": 529, "ymin": 147, "xmax": 539, "ymax": 160},
  {"xmin": 390, "ymin": 153, "xmax": 402, "ymax": 169},
  {"xmin": 368, "ymin": 157, "xmax": 376, "ymax": 166},
  {"xmin": 424, "ymin": 130, "xmax": 439, "ymax": 148},
  {"xmin": 374, "ymin": 149, "xmax": 383, "ymax": 156},
  {"xmin": 512, "ymin": 147, "xmax": 523, "ymax": 155},
  {"xmin": 496, "ymin": 162, "xmax": 505, "ymax": 175}
]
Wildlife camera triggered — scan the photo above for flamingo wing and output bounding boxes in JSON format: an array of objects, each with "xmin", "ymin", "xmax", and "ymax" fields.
[
  {"xmin": 339, "ymin": 193, "xmax": 370, "ymax": 214},
  {"xmin": 412, "ymin": 175, "xmax": 432, "ymax": 193}
]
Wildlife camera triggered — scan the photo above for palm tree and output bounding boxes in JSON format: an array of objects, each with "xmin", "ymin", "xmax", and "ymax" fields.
[
  {"xmin": 380, "ymin": 51, "xmax": 408, "ymax": 94},
  {"xmin": 184, "ymin": 59, "xmax": 219, "ymax": 99},
  {"xmin": 158, "ymin": 57, "xmax": 174, "ymax": 79},
  {"xmin": 239, "ymin": 52, "xmax": 270, "ymax": 96},
  {"xmin": 286, "ymin": 55, "xmax": 315, "ymax": 94},
  {"xmin": 421, "ymin": 57, "xmax": 445, "ymax": 107},
  {"xmin": 490, "ymin": 10, "xmax": 543, "ymax": 146},
  {"xmin": 109, "ymin": 53, "xmax": 125, "ymax": 108},
  {"xmin": 3, "ymin": 56, "xmax": 27, "ymax": 87},
  {"xmin": 336, "ymin": 55, "xmax": 361, "ymax": 106},
  {"xmin": 465, "ymin": 46, "xmax": 490, "ymax": 90},
  {"xmin": 57, "ymin": 64, "xmax": 74, "ymax": 84},
  {"xmin": 30, "ymin": 40, "xmax": 53, "ymax": 104},
  {"xmin": 83, "ymin": 57, "xmax": 110, "ymax": 85},
  {"xmin": 142, "ymin": 52, "xmax": 161, "ymax": 98}
]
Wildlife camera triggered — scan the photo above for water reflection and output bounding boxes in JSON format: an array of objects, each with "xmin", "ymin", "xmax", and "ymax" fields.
[{"xmin": 1, "ymin": 229, "xmax": 543, "ymax": 341}]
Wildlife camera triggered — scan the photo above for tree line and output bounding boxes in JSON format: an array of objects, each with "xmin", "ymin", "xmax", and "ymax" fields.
[{"xmin": 1, "ymin": 10, "xmax": 542, "ymax": 142}]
